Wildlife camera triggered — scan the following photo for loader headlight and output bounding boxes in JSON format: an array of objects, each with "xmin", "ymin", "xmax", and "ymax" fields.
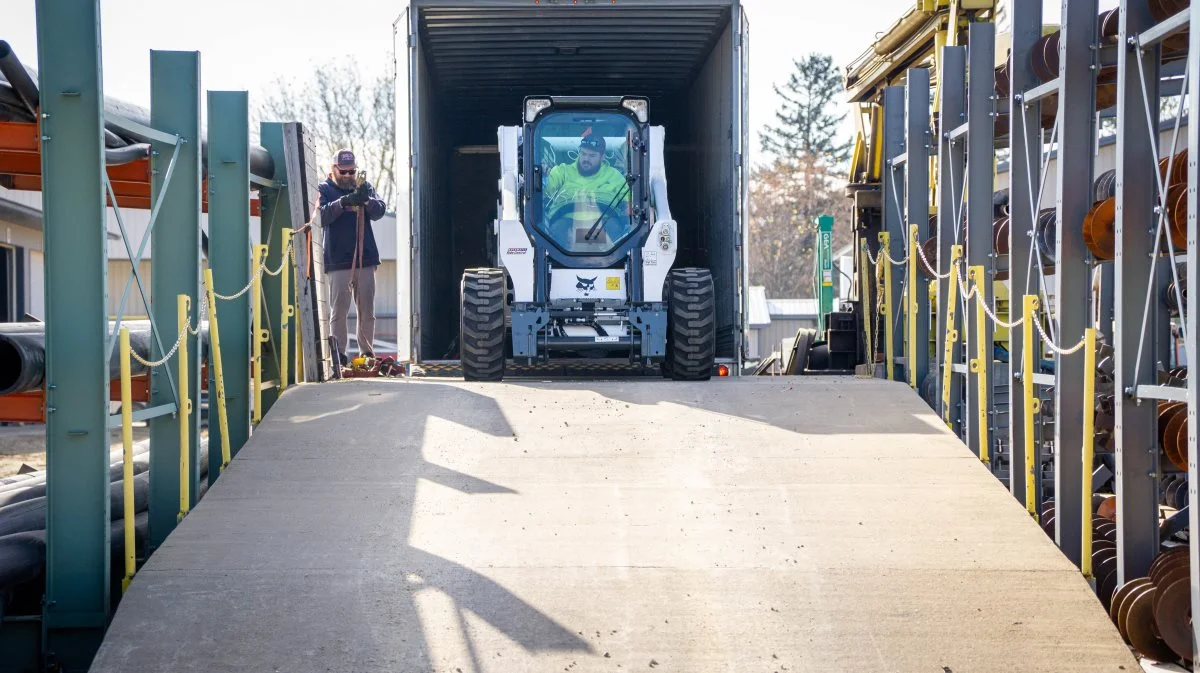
[
  {"xmin": 621, "ymin": 98, "xmax": 648, "ymax": 123},
  {"xmin": 525, "ymin": 98, "xmax": 552, "ymax": 123}
]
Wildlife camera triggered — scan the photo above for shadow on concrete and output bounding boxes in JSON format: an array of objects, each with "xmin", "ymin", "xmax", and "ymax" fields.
[
  {"xmin": 500, "ymin": 376, "xmax": 949, "ymax": 437},
  {"xmin": 89, "ymin": 380, "xmax": 592, "ymax": 672}
]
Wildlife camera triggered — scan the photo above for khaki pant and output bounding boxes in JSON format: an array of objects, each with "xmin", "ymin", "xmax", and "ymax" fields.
[{"xmin": 329, "ymin": 266, "xmax": 376, "ymax": 359}]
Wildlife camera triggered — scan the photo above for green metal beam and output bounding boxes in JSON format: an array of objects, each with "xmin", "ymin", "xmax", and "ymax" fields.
[
  {"xmin": 258, "ymin": 123, "xmax": 293, "ymax": 413},
  {"xmin": 36, "ymin": 0, "xmax": 111, "ymax": 667},
  {"xmin": 148, "ymin": 51, "xmax": 201, "ymax": 550},
  {"xmin": 206, "ymin": 91, "xmax": 252, "ymax": 474}
]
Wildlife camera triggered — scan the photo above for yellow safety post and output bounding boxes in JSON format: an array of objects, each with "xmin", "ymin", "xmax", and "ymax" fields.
[
  {"xmin": 1081, "ymin": 327, "xmax": 1097, "ymax": 581},
  {"xmin": 119, "ymin": 327, "xmax": 135, "ymax": 593},
  {"xmin": 908, "ymin": 224, "xmax": 919, "ymax": 390},
  {"xmin": 280, "ymin": 247, "xmax": 292, "ymax": 393},
  {"xmin": 203, "ymin": 270, "xmax": 232, "ymax": 472},
  {"xmin": 252, "ymin": 244, "xmax": 268, "ymax": 424},
  {"xmin": 968, "ymin": 266, "xmax": 989, "ymax": 463},
  {"xmin": 1023, "ymin": 295, "xmax": 1041, "ymax": 517},
  {"xmin": 860, "ymin": 241, "xmax": 875, "ymax": 376},
  {"xmin": 177, "ymin": 295, "xmax": 191, "ymax": 522},
  {"xmin": 879, "ymin": 231, "xmax": 894, "ymax": 381},
  {"xmin": 941, "ymin": 245, "xmax": 963, "ymax": 426}
]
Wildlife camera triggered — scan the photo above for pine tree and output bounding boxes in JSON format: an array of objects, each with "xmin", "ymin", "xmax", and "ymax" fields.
[{"xmin": 760, "ymin": 53, "xmax": 851, "ymax": 169}]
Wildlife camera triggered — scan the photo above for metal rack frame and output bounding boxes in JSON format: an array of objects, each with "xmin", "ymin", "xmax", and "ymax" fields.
[{"xmin": 875, "ymin": 0, "xmax": 1200, "ymax": 663}]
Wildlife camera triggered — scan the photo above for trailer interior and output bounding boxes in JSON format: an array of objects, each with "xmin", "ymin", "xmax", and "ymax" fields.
[{"xmin": 404, "ymin": 1, "xmax": 746, "ymax": 362}]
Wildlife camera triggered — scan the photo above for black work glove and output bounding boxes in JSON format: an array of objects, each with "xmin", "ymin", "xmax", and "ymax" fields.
[
  {"xmin": 354, "ymin": 180, "xmax": 373, "ymax": 200},
  {"xmin": 339, "ymin": 191, "xmax": 366, "ymax": 208}
]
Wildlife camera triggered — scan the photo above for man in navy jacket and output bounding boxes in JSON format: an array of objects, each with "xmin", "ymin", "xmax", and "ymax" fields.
[{"xmin": 318, "ymin": 149, "xmax": 387, "ymax": 364}]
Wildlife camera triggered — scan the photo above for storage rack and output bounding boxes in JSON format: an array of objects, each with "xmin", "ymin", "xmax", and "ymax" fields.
[{"xmin": 865, "ymin": 0, "xmax": 1200, "ymax": 664}]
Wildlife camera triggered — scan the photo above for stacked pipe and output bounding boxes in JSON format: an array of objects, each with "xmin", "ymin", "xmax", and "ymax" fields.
[
  {"xmin": 992, "ymin": 2, "xmax": 1191, "ymax": 136},
  {"xmin": 0, "ymin": 440, "xmax": 210, "ymax": 612},
  {"xmin": 1108, "ymin": 546, "xmax": 1193, "ymax": 664},
  {"xmin": 0, "ymin": 41, "xmax": 275, "ymax": 180},
  {"xmin": 0, "ymin": 320, "xmax": 210, "ymax": 396}
]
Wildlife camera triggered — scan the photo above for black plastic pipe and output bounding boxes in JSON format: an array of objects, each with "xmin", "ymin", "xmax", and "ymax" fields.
[
  {"xmin": 0, "ymin": 41, "xmax": 276, "ymax": 182},
  {"xmin": 0, "ymin": 41, "xmax": 38, "ymax": 117},
  {"xmin": 0, "ymin": 321, "xmax": 209, "ymax": 395},
  {"xmin": 105, "ymin": 143, "xmax": 152, "ymax": 166}
]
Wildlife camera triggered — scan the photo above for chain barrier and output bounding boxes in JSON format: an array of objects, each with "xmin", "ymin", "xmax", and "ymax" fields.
[
  {"xmin": 128, "ymin": 315, "xmax": 191, "ymax": 368},
  {"xmin": 213, "ymin": 236, "xmax": 296, "ymax": 300},
  {"xmin": 915, "ymin": 236, "xmax": 952, "ymax": 280},
  {"xmin": 126, "ymin": 231, "xmax": 300, "ymax": 367},
  {"xmin": 1032, "ymin": 312, "xmax": 1087, "ymax": 356}
]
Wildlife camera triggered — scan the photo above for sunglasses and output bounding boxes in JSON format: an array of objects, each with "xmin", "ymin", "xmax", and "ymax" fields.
[{"xmin": 337, "ymin": 168, "xmax": 357, "ymax": 176}]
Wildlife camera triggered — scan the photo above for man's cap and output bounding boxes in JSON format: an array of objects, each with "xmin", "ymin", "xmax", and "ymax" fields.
[
  {"xmin": 579, "ymin": 128, "xmax": 605, "ymax": 153},
  {"xmin": 334, "ymin": 149, "xmax": 356, "ymax": 167}
]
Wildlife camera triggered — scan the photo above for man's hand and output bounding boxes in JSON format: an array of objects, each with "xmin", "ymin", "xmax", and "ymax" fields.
[
  {"xmin": 354, "ymin": 180, "xmax": 373, "ymax": 200},
  {"xmin": 339, "ymin": 191, "xmax": 367, "ymax": 208}
]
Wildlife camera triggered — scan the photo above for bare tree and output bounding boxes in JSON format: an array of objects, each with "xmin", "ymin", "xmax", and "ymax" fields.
[
  {"xmin": 749, "ymin": 154, "xmax": 851, "ymax": 298},
  {"xmin": 255, "ymin": 60, "xmax": 396, "ymax": 208}
]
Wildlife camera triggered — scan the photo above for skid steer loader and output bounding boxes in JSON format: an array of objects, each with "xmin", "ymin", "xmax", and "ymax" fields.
[{"xmin": 459, "ymin": 96, "xmax": 716, "ymax": 381}]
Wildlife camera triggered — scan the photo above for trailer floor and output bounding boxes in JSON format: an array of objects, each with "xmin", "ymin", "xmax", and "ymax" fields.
[{"xmin": 90, "ymin": 377, "xmax": 1137, "ymax": 672}]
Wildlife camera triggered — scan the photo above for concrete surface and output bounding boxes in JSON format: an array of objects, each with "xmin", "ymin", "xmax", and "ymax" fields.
[{"xmin": 90, "ymin": 377, "xmax": 1138, "ymax": 672}]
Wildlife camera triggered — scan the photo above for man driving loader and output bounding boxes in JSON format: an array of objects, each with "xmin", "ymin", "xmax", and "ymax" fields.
[{"xmin": 543, "ymin": 129, "xmax": 631, "ymax": 248}]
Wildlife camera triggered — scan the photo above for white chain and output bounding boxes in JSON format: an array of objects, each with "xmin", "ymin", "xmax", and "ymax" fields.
[
  {"xmin": 189, "ymin": 290, "xmax": 207, "ymax": 336},
  {"xmin": 953, "ymin": 263, "xmax": 1025, "ymax": 330},
  {"xmin": 1033, "ymin": 314, "xmax": 1087, "ymax": 356},
  {"xmin": 128, "ymin": 318, "xmax": 190, "ymax": 368},
  {"xmin": 262, "ymin": 238, "xmax": 296, "ymax": 277},
  {"xmin": 883, "ymin": 249, "xmax": 909, "ymax": 266},
  {"xmin": 915, "ymin": 236, "xmax": 952, "ymax": 279}
]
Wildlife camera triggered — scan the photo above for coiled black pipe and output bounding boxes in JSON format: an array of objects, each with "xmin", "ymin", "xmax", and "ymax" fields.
[
  {"xmin": 0, "ymin": 452, "xmax": 149, "ymax": 509},
  {"xmin": 105, "ymin": 142, "xmax": 151, "ymax": 166},
  {"xmin": 0, "ymin": 321, "xmax": 209, "ymax": 395},
  {"xmin": 0, "ymin": 41, "xmax": 275, "ymax": 181},
  {"xmin": 0, "ymin": 472, "xmax": 148, "ymax": 539},
  {"xmin": 0, "ymin": 41, "xmax": 38, "ymax": 117}
]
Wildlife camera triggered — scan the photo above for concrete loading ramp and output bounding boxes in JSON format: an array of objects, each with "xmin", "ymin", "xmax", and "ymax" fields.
[{"xmin": 90, "ymin": 378, "xmax": 1136, "ymax": 672}]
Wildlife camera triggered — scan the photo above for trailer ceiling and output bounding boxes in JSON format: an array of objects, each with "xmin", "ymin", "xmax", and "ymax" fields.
[{"xmin": 415, "ymin": 3, "xmax": 733, "ymax": 122}]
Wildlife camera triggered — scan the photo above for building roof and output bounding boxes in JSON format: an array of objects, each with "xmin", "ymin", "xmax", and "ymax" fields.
[{"xmin": 767, "ymin": 298, "xmax": 819, "ymax": 318}]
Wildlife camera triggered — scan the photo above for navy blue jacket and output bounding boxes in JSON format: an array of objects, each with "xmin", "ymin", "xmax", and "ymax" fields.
[{"xmin": 318, "ymin": 178, "xmax": 386, "ymax": 272}]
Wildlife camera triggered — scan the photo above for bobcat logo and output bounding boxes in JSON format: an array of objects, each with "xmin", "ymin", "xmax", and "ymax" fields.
[{"xmin": 576, "ymin": 276, "xmax": 597, "ymax": 295}]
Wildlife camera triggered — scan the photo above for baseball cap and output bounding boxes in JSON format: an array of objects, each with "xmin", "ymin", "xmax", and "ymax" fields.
[
  {"xmin": 334, "ymin": 149, "xmax": 356, "ymax": 167},
  {"xmin": 579, "ymin": 129, "xmax": 606, "ymax": 153}
]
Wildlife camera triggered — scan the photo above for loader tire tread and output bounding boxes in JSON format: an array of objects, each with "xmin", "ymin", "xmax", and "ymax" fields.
[
  {"xmin": 460, "ymin": 268, "xmax": 507, "ymax": 381},
  {"xmin": 666, "ymin": 268, "xmax": 716, "ymax": 381}
]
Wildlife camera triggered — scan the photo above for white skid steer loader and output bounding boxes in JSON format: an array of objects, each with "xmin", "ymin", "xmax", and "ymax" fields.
[{"xmin": 459, "ymin": 96, "xmax": 716, "ymax": 381}]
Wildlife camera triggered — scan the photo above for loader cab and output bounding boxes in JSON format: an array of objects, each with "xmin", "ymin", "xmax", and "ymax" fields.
[{"xmin": 521, "ymin": 96, "xmax": 650, "ymax": 269}]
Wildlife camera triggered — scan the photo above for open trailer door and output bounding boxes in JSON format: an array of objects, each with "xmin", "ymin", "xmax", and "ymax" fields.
[{"xmin": 393, "ymin": 5, "xmax": 417, "ymax": 364}]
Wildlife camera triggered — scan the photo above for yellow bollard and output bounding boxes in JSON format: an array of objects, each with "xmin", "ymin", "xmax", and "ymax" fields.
[
  {"xmin": 177, "ymin": 295, "xmax": 190, "ymax": 521},
  {"xmin": 1023, "ymin": 295, "xmax": 1040, "ymax": 517},
  {"xmin": 860, "ymin": 241, "xmax": 875, "ymax": 377},
  {"xmin": 1082, "ymin": 327, "xmax": 1097, "ymax": 581},
  {"xmin": 203, "ymin": 270, "xmax": 232, "ymax": 472},
  {"xmin": 969, "ymin": 266, "xmax": 989, "ymax": 464},
  {"xmin": 908, "ymin": 224, "xmax": 919, "ymax": 390},
  {"xmin": 280, "ymin": 245, "xmax": 292, "ymax": 393},
  {"xmin": 879, "ymin": 231, "xmax": 894, "ymax": 382},
  {"xmin": 119, "ymin": 328, "xmax": 135, "ymax": 593},
  {"xmin": 252, "ymin": 244, "xmax": 268, "ymax": 424},
  {"xmin": 941, "ymin": 246, "xmax": 962, "ymax": 427}
]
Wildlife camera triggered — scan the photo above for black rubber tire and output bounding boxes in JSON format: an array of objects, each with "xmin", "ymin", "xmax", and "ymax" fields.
[
  {"xmin": 665, "ymin": 268, "xmax": 716, "ymax": 381},
  {"xmin": 460, "ymin": 268, "xmax": 507, "ymax": 381}
]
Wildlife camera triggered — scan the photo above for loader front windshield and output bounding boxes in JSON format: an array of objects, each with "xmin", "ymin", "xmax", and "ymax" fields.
[{"xmin": 534, "ymin": 111, "xmax": 637, "ymax": 255}]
